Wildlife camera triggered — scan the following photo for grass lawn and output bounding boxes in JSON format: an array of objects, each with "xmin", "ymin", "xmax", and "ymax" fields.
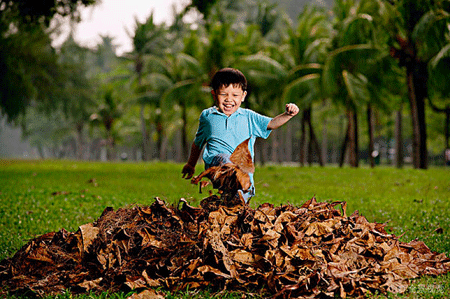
[{"xmin": 0, "ymin": 159, "xmax": 449, "ymax": 298}]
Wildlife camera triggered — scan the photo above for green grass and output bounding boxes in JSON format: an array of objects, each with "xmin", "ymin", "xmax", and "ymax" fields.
[{"xmin": 0, "ymin": 159, "xmax": 449, "ymax": 298}]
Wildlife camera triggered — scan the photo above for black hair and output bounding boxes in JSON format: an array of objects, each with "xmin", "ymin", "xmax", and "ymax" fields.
[{"xmin": 211, "ymin": 68, "xmax": 247, "ymax": 92}]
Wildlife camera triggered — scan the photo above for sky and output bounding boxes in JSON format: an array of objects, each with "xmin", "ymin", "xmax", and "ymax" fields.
[{"xmin": 63, "ymin": 0, "xmax": 187, "ymax": 55}]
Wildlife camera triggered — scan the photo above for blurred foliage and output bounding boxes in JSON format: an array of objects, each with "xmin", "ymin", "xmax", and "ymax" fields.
[
  {"xmin": 0, "ymin": 0, "xmax": 98, "ymax": 121},
  {"xmin": 1, "ymin": 0, "xmax": 449, "ymax": 165}
]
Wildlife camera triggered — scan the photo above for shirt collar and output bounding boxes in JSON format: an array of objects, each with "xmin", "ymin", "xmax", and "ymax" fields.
[{"xmin": 212, "ymin": 106, "xmax": 244, "ymax": 116}]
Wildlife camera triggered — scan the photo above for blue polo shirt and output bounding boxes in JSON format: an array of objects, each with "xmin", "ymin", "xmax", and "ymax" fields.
[{"xmin": 194, "ymin": 107, "xmax": 272, "ymax": 168}]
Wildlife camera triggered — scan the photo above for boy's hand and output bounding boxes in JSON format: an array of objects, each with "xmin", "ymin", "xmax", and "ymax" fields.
[
  {"xmin": 285, "ymin": 103, "xmax": 299, "ymax": 116},
  {"xmin": 182, "ymin": 164, "xmax": 195, "ymax": 179}
]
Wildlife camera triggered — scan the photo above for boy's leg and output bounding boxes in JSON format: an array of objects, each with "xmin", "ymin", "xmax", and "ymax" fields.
[
  {"xmin": 208, "ymin": 153, "xmax": 254, "ymax": 203},
  {"xmin": 208, "ymin": 153, "xmax": 232, "ymax": 168},
  {"xmin": 237, "ymin": 186, "xmax": 255, "ymax": 203}
]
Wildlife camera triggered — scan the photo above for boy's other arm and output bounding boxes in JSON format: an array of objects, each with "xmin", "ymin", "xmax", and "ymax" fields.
[
  {"xmin": 182, "ymin": 142, "xmax": 202, "ymax": 179},
  {"xmin": 267, "ymin": 103, "xmax": 299, "ymax": 130}
]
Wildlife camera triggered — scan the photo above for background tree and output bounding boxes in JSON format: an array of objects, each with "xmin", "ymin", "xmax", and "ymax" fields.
[
  {"xmin": 128, "ymin": 14, "xmax": 168, "ymax": 161},
  {"xmin": 427, "ymin": 16, "xmax": 450, "ymax": 161},
  {"xmin": 89, "ymin": 88, "xmax": 123, "ymax": 161},
  {"xmin": 160, "ymin": 53, "xmax": 208, "ymax": 161},
  {"xmin": 238, "ymin": 54, "xmax": 289, "ymax": 163},
  {"xmin": 322, "ymin": 0, "xmax": 386, "ymax": 167},
  {"xmin": 57, "ymin": 33, "xmax": 96, "ymax": 160},
  {"xmin": 3, "ymin": 0, "xmax": 449, "ymax": 166},
  {"xmin": 0, "ymin": 0, "xmax": 97, "ymax": 121},
  {"xmin": 385, "ymin": 0, "xmax": 450, "ymax": 169},
  {"xmin": 282, "ymin": 5, "xmax": 331, "ymax": 166}
]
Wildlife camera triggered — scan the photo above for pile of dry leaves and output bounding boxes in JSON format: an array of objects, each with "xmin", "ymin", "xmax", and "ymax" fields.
[
  {"xmin": 1, "ymin": 195, "xmax": 449, "ymax": 298},
  {"xmin": 1, "ymin": 141, "xmax": 449, "ymax": 298}
]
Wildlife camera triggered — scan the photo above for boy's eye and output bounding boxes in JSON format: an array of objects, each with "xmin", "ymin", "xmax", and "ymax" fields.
[{"xmin": 218, "ymin": 93, "xmax": 243, "ymax": 98}]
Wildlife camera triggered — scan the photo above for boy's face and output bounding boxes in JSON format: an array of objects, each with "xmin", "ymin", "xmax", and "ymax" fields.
[{"xmin": 212, "ymin": 84, "xmax": 247, "ymax": 116}]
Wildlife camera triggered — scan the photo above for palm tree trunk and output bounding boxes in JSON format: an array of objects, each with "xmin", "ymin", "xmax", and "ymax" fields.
[
  {"xmin": 345, "ymin": 109, "xmax": 358, "ymax": 168},
  {"xmin": 322, "ymin": 117, "xmax": 328, "ymax": 165},
  {"xmin": 161, "ymin": 136, "xmax": 168, "ymax": 161},
  {"xmin": 140, "ymin": 104, "xmax": 150, "ymax": 161},
  {"xmin": 156, "ymin": 114, "xmax": 164, "ymax": 160},
  {"xmin": 310, "ymin": 128, "xmax": 324, "ymax": 166},
  {"xmin": 37, "ymin": 143, "xmax": 45, "ymax": 159},
  {"xmin": 299, "ymin": 109, "xmax": 307, "ymax": 166},
  {"xmin": 339, "ymin": 122, "xmax": 349, "ymax": 168},
  {"xmin": 305, "ymin": 107, "xmax": 324, "ymax": 166},
  {"xmin": 271, "ymin": 131, "xmax": 279, "ymax": 162},
  {"xmin": 395, "ymin": 107, "xmax": 404, "ymax": 168},
  {"xmin": 311, "ymin": 128, "xmax": 324, "ymax": 166},
  {"xmin": 285, "ymin": 121, "xmax": 293, "ymax": 162},
  {"xmin": 354, "ymin": 110, "xmax": 359, "ymax": 167},
  {"xmin": 136, "ymin": 57, "xmax": 150, "ymax": 161},
  {"xmin": 256, "ymin": 138, "xmax": 266, "ymax": 166},
  {"xmin": 367, "ymin": 104, "xmax": 375, "ymax": 168},
  {"xmin": 446, "ymin": 109, "xmax": 449, "ymax": 149},
  {"xmin": 307, "ymin": 130, "xmax": 313, "ymax": 166},
  {"xmin": 305, "ymin": 109, "xmax": 313, "ymax": 165},
  {"xmin": 406, "ymin": 62, "xmax": 428, "ymax": 169},
  {"xmin": 76, "ymin": 122, "xmax": 84, "ymax": 160},
  {"xmin": 106, "ymin": 130, "xmax": 114, "ymax": 161},
  {"xmin": 181, "ymin": 102, "xmax": 189, "ymax": 161}
]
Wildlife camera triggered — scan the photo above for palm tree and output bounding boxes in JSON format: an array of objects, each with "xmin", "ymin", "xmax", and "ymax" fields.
[
  {"xmin": 322, "ymin": 0, "xmax": 395, "ymax": 168},
  {"xmin": 94, "ymin": 36, "xmax": 118, "ymax": 73},
  {"xmin": 427, "ymin": 27, "xmax": 450, "ymax": 162},
  {"xmin": 89, "ymin": 88, "xmax": 124, "ymax": 161},
  {"xmin": 237, "ymin": 54, "xmax": 289, "ymax": 163},
  {"xmin": 0, "ymin": 0, "xmax": 97, "ymax": 121},
  {"xmin": 384, "ymin": 0, "xmax": 450, "ymax": 168},
  {"xmin": 128, "ymin": 13, "xmax": 168, "ymax": 161},
  {"xmin": 365, "ymin": 47, "xmax": 407, "ymax": 167},
  {"xmin": 57, "ymin": 33, "xmax": 96, "ymax": 160},
  {"xmin": 162, "ymin": 53, "xmax": 207, "ymax": 161},
  {"xmin": 323, "ymin": 43, "xmax": 381, "ymax": 167},
  {"xmin": 282, "ymin": 5, "xmax": 331, "ymax": 166},
  {"xmin": 137, "ymin": 56, "xmax": 174, "ymax": 160}
]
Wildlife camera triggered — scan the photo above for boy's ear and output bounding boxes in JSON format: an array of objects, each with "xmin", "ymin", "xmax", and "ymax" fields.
[
  {"xmin": 242, "ymin": 91, "xmax": 247, "ymax": 101},
  {"xmin": 211, "ymin": 90, "xmax": 219, "ymax": 105},
  {"xmin": 211, "ymin": 90, "xmax": 218, "ymax": 99}
]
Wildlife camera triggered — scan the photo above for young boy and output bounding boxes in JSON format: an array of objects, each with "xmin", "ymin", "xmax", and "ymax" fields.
[{"xmin": 182, "ymin": 68, "xmax": 299, "ymax": 202}]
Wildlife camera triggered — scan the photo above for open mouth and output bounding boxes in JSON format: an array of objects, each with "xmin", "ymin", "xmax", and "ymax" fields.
[{"xmin": 221, "ymin": 103, "xmax": 235, "ymax": 113}]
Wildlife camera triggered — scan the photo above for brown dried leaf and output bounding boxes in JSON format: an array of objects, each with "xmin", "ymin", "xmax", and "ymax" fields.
[
  {"xmin": 191, "ymin": 139, "xmax": 254, "ymax": 196},
  {"xmin": 229, "ymin": 249, "xmax": 263, "ymax": 266},
  {"xmin": 27, "ymin": 247, "xmax": 54, "ymax": 263},
  {"xmin": 229, "ymin": 138, "xmax": 255, "ymax": 174},
  {"xmin": 127, "ymin": 289, "xmax": 165, "ymax": 299},
  {"xmin": 304, "ymin": 220, "xmax": 335, "ymax": 236},
  {"xmin": 78, "ymin": 278, "xmax": 102, "ymax": 291},
  {"xmin": 1, "ymin": 197, "xmax": 449, "ymax": 298},
  {"xmin": 78, "ymin": 223, "xmax": 99, "ymax": 254},
  {"xmin": 197, "ymin": 265, "xmax": 232, "ymax": 279},
  {"xmin": 138, "ymin": 228, "xmax": 163, "ymax": 248}
]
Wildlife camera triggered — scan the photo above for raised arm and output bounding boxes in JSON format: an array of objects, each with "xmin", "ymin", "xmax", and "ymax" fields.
[{"xmin": 267, "ymin": 103, "xmax": 299, "ymax": 130}]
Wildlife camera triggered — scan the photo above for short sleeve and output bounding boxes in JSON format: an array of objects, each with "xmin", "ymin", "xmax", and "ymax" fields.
[
  {"xmin": 248, "ymin": 110, "xmax": 272, "ymax": 139},
  {"xmin": 194, "ymin": 110, "xmax": 209, "ymax": 149}
]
